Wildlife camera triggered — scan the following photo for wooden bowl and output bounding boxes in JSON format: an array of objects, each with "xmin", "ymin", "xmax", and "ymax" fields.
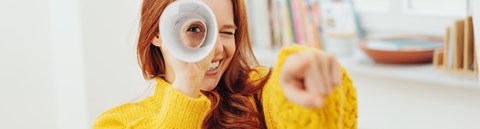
[{"xmin": 359, "ymin": 36, "xmax": 443, "ymax": 64}]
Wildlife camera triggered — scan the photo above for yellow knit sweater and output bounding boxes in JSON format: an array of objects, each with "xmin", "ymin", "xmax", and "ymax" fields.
[{"xmin": 93, "ymin": 45, "xmax": 358, "ymax": 129}]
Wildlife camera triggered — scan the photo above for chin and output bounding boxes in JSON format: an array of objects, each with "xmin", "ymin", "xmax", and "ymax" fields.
[
  {"xmin": 200, "ymin": 83, "xmax": 217, "ymax": 91},
  {"xmin": 201, "ymin": 58, "xmax": 229, "ymax": 91},
  {"xmin": 199, "ymin": 77, "xmax": 220, "ymax": 91}
]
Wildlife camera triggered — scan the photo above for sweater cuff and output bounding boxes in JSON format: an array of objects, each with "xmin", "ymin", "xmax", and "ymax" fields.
[{"xmin": 158, "ymin": 86, "xmax": 211, "ymax": 128}]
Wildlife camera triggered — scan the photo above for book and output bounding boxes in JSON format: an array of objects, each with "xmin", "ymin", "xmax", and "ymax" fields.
[
  {"xmin": 290, "ymin": 0, "xmax": 304, "ymax": 44},
  {"xmin": 280, "ymin": 0, "xmax": 294, "ymax": 46},
  {"xmin": 269, "ymin": 0, "xmax": 282, "ymax": 48},
  {"xmin": 286, "ymin": 0, "xmax": 297, "ymax": 44}
]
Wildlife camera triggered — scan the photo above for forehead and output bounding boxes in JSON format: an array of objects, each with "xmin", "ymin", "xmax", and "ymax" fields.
[{"xmin": 200, "ymin": 0, "xmax": 235, "ymax": 27}]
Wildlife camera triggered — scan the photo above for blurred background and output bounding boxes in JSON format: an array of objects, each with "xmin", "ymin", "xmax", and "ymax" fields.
[{"xmin": 0, "ymin": 0, "xmax": 479, "ymax": 129}]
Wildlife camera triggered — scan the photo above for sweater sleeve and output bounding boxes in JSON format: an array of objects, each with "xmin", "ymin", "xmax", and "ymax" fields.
[
  {"xmin": 92, "ymin": 83, "xmax": 211, "ymax": 129},
  {"xmin": 261, "ymin": 45, "xmax": 358, "ymax": 129}
]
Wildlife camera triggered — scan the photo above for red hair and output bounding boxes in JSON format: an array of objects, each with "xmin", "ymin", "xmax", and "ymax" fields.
[{"xmin": 136, "ymin": 0, "xmax": 271, "ymax": 128}]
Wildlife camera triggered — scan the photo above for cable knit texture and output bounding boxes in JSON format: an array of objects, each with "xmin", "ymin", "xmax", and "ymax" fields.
[{"xmin": 93, "ymin": 45, "xmax": 357, "ymax": 129}]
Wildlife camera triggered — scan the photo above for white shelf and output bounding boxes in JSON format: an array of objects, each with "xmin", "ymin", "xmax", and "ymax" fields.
[
  {"xmin": 339, "ymin": 56, "xmax": 480, "ymax": 90},
  {"xmin": 253, "ymin": 48, "xmax": 480, "ymax": 90}
]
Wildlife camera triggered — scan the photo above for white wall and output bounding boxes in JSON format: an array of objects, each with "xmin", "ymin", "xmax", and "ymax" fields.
[
  {"xmin": 0, "ymin": 0, "xmax": 57, "ymax": 129},
  {"xmin": 354, "ymin": 0, "xmax": 466, "ymax": 36},
  {"xmin": 78, "ymin": 0, "xmax": 146, "ymax": 127},
  {"xmin": 0, "ymin": 0, "xmax": 146, "ymax": 128},
  {"xmin": 48, "ymin": 0, "xmax": 88, "ymax": 128}
]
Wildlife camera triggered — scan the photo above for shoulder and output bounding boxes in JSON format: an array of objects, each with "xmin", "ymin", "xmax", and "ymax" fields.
[
  {"xmin": 249, "ymin": 67, "xmax": 270, "ymax": 78},
  {"xmin": 92, "ymin": 97, "xmax": 158, "ymax": 128},
  {"xmin": 247, "ymin": 67, "xmax": 272, "ymax": 86}
]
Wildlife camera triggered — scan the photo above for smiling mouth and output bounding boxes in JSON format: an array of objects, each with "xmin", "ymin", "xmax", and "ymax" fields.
[{"xmin": 208, "ymin": 59, "xmax": 222, "ymax": 71}]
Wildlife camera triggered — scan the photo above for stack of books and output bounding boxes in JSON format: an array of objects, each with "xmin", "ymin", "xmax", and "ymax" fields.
[{"xmin": 268, "ymin": 0, "xmax": 323, "ymax": 49}]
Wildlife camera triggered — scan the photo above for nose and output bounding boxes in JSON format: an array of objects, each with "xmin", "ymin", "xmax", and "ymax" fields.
[{"xmin": 213, "ymin": 37, "xmax": 223, "ymax": 57}]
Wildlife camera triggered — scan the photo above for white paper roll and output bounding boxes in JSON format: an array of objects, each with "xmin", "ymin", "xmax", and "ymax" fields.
[{"xmin": 159, "ymin": 0, "xmax": 218, "ymax": 62}]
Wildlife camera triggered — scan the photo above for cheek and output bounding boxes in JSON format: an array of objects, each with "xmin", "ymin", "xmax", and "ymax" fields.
[
  {"xmin": 199, "ymin": 38, "xmax": 235, "ymax": 91},
  {"xmin": 222, "ymin": 38, "xmax": 236, "ymax": 60}
]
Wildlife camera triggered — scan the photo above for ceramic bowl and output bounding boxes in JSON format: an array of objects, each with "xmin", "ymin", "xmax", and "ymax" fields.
[{"xmin": 359, "ymin": 36, "xmax": 443, "ymax": 64}]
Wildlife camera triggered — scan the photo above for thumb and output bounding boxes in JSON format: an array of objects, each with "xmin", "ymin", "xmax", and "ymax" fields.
[{"xmin": 281, "ymin": 53, "xmax": 310, "ymax": 80}]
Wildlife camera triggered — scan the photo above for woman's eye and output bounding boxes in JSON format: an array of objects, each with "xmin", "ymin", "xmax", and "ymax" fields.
[
  {"xmin": 187, "ymin": 26, "xmax": 202, "ymax": 33},
  {"xmin": 221, "ymin": 32, "xmax": 235, "ymax": 35}
]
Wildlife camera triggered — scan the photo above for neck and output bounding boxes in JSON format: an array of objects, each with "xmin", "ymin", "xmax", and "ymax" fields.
[{"xmin": 164, "ymin": 66, "xmax": 175, "ymax": 84}]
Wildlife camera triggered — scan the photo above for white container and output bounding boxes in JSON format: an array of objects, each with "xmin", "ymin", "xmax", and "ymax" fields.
[{"xmin": 324, "ymin": 33, "xmax": 356, "ymax": 56}]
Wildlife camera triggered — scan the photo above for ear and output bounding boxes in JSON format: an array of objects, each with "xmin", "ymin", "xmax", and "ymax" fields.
[{"xmin": 151, "ymin": 33, "xmax": 162, "ymax": 47}]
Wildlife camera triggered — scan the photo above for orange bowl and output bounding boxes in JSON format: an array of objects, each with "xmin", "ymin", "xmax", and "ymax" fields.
[{"xmin": 359, "ymin": 36, "xmax": 443, "ymax": 64}]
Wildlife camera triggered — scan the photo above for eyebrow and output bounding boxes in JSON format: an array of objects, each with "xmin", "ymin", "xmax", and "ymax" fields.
[{"xmin": 222, "ymin": 24, "xmax": 237, "ymax": 30}]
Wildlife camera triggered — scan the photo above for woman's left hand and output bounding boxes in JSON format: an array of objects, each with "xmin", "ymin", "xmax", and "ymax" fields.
[{"xmin": 280, "ymin": 51, "xmax": 342, "ymax": 108}]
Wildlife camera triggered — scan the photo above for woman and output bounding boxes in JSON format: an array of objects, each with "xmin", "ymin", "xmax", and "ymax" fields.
[{"xmin": 93, "ymin": 0, "xmax": 357, "ymax": 128}]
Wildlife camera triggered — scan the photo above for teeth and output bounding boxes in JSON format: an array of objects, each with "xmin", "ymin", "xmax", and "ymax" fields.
[{"xmin": 208, "ymin": 61, "xmax": 220, "ymax": 71}]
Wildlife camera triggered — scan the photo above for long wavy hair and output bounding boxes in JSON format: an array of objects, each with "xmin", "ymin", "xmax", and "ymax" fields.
[{"xmin": 136, "ymin": 0, "xmax": 272, "ymax": 128}]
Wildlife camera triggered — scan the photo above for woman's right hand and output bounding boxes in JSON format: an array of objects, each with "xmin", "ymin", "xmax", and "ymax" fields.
[{"xmin": 163, "ymin": 48, "xmax": 215, "ymax": 98}]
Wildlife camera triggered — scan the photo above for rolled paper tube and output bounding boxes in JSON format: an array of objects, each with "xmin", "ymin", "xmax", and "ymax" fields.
[{"xmin": 159, "ymin": 0, "xmax": 218, "ymax": 62}]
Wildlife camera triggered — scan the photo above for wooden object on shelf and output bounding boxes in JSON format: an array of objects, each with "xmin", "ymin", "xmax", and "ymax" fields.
[
  {"xmin": 434, "ymin": 49, "xmax": 444, "ymax": 69},
  {"xmin": 453, "ymin": 20, "xmax": 465, "ymax": 71},
  {"xmin": 443, "ymin": 27, "xmax": 451, "ymax": 69},
  {"xmin": 473, "ymin": 0, "xmax": 480, "ymax": 80},
  {"xmin": 475, "ymin": 52, "xmax": 478, "ymax": 73},
  {"xmin": 464, "ymin": 16, "xmax": 476, "ymax": 74},
  {"xmin": 436, "ymin": 16, "xmax": 478, "ymax": 77}
]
